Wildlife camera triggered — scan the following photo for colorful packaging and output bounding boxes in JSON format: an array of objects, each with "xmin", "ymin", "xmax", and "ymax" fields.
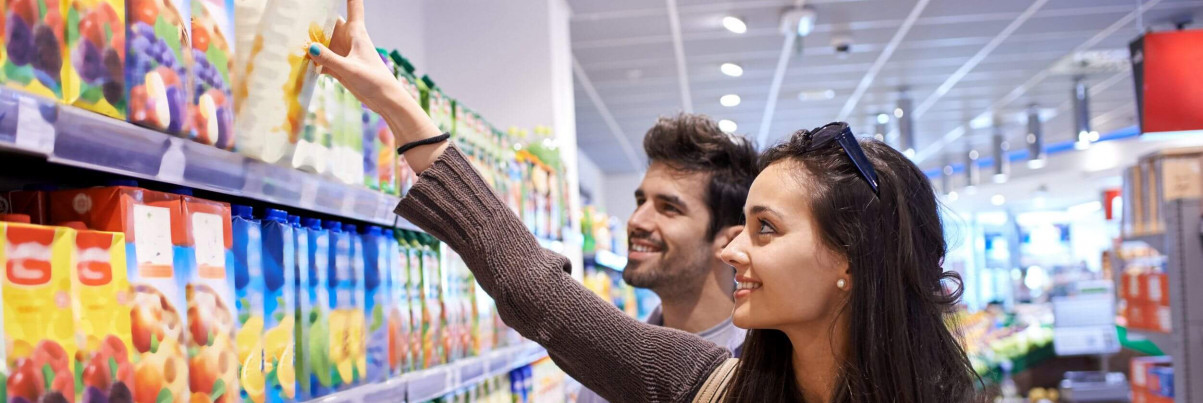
[
  {"xmin": 374, "ymin": 50, "xmax": 396, "ymax": 196},
  {"xmin": 189, "ymin": 0, "xmax": 235, "ymax": 149},
  {"xmin": 323, "ymin": 221, "xmax": 356, "ymax": 389},
  {"xmin": 287, "ymin": 215, "xmax": 307, "ymax": 401},
  {"xmin": 384, "ymin": 229, "xmax": 407, "ymax": 376},
  {"xmin": 61, "ymin": 0, "xmax": 126, "ymax": 117},
  {"xmin": 260, "ymin": 209, "xmax": 295, "ymax": 402},
  {"xmin": 419, "ymin": 76, "xmax": 452, "ymax": 134},
  {"xmin": 1, "ymin": 220, "xmax": 79, "ymax": 403},
  {"xmin": 180, "ymin": 196, "xmax": 238, "ymax": 403},
  {"xmin": 69, "ymin": 228, "xmax": 137, "ymax": 403},
  {"xmin": 410, "ymin": 232, "xmax": 442, "ymax": 368},
  {"xmin": 343, "ymin": 223, "xmax": 365, "ymax": 386},
  {"xmin": 230, "ymin": 205, "xmax": 265, "ymax": 403},
  {"xmin": 49, "ymin": 185, "xmax": 191, "ymax": 403},
  {"xmin": 362, "ymin": 107, "xmax": 379, "ymax": 191},
  {"xmin": 125, "ymin": 0, "xmax": 191, "ymax": 135},
  {"xmin": 360, "ymin": 226, "xmax": 388, "ymax": 383},
  {"xmin": 301, "ymin": 218, "xmax": 331, "ymax": 399},
  {"xmin": 333, "ymin": 84, "xmax": 365, "ymax": 186},
  {"xmin": 3, "ymin": 0, "xmax": 65, "ymax": 99},
  {"xmin": 293, "ymin": 75, "xmax": 333, "ymax": 175},
  {"xmin": 2, "ymin": 188, "xmax": 51, "ymax": 224},
  {"xmin": 400, "ymin": 232, "xmax": 422, "ymax": 370},
  {"xmin": 232, "ymin": 0, "xmax": 338, "ymax": 164}
]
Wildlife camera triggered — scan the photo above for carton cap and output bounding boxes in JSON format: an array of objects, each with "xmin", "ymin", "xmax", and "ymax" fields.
[
  {"xmin": 304, "ymin": 218, "xmax": 323, "ymax": 230},
  {"xmin": 367, "ymin": 226, "xmax": 382, "ymax": 235},
  {"xmin": 342, "ymin": 223, "xmax": 358, "ymax": 233},
  {"xmin": 232, "ymin": 204, "xmax": 254, "ymax": 219},
  {"xmin": 265, "ymin": 208, "xmax": 288, "ymax": 223},
  {"xmin": 0, "ymin": 214, "xmax": 32, "ymax": 224},
  {"xmin": 287, "ymin": 215, "xmax": 301, "ymax": 226},
  {"xmin": 383, "ymin": 228, "xmax": 395, "ymax": 238},
  {"xmin": 323, "ymin": 220, "xmax": 343, "ymax": 231}
]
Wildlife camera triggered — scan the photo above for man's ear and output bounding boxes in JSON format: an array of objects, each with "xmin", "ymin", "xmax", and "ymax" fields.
[{"xmin": 712, "ymin": 225, "xmax": 743, "ymax": 254}]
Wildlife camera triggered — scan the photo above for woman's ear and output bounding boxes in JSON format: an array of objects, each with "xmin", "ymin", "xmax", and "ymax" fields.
[{"xmin": 712, "ymin": 225, "xmax": 744, "ymax": 255}]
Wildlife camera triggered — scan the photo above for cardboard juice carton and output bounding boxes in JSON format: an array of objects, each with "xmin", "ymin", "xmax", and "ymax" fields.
[
  {"xmin": 286, "ymin": 215, "xmax": 306, "ymax": 401},
  {"xmin": 125, "ymin": 0, "xmax": 191, "ymax": 135},
  {"xmin": 180, "ymin": 196, "xmax": 237, "ymax": 403},
  {"xmin": 362, "ymin": 107, "xmax": 379, "ymax": 191},
  {"xmin": 399, "ymin": 231, "xmax": 422, "ymax": 371},
  {"xmin": 189, "ymin": 0, "xmax": 235, "ymax": 149},
  {"xmin": 322, "ymin": 221, "xmax": 356, "ymax": 389},
  {"xmin": 408, "ymin": 232, "xmax": 441, "ymax": 368},
  {"xmin": 419, "ymin": 76, "xmax": 452, "ymax": 134},
  {"xmin": 69, "ymin": 228, "xmax": 137, "ymax": 403},
  {"xmin": 1, "ymin": 219, "xmax": 79, "ymax": 403},
  {"xmin": 384, "ymin": 229, "xmax": 406, "ymax": 376},
  {"xmin": 232, "ymin": 0, "xmax": 338, "ymax": 164},
  {"xmin": 342, "ymin": 223, "xmax": 365, "ymax": 385},
  {"xmin": 260, "ymin": 209, "xmax": 295, "ymax": 403},
  {"xmin": 360, "ymin": 226, "xmax": 387, "ymax": 383},
  {"xmin": 61, "ymin": 0, "xmax": 126, "ymax": 117},
  {"xmin": 373, "ymin": 50, "xmax": 396, "ymax": 196},
  {"xmin": 3, "ymin": 0, "xmax": 64, "ymax": 99},
  {"xmin": 49, "ymin": 185, "xmax": 191, "ymax": 403},
  {"xmin": 293, "ymin": 75, "xmax": 333, "ymax": 175},
  {"xmin": 387, "ymin": 51, "xmax": 419, "ymax": 197},
  {"xmin": 230, "ymin": 205, "xmax": 265, "ymax": 403},
  {"xmin": 301, "ymin": 218, "xmax": 331, "ymax": 399}
]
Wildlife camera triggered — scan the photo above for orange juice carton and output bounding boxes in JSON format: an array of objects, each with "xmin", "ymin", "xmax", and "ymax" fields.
[
  {"xmin": 1, "ymin": 218, "xmax": 79, "ymax": 403},
  {"xmin": 260, "ymin": 209, "xmax": 295, "ymax": 402},
  {"xmin": 179, "ymin": 195, "xmax": 237, "ymax": 403},
  {"xmin": 322, "ymin": 221, "xmax": 357, "ymax": 389},
  {"xmin": 188, "ymin": 0, "xmax": 234, "ymax": 149},
  {"xmin": 62, "ymin": 0, "xmax": 127, "ymax": 117},
  {"xmin": 229, "ymin": 204, "xmax": 264, "ymax": 403},
  {"xmin": 343, "ymin": 224, "xmax": 365, "ymax": 386},
  {"xmin": 49, "ymin": 185, "xmax": 191, "ymax": 403},
  {"xmin": 125, "ymin": 0, "xmax": 190, "ymax": 135},
  {"xmin": 232, "ymin": 0, "xmax": 338, "ymax": 164},
  {"xmin": 70, "ymin": 228, "xmax": 137, "ymax": 403},
  {"xmin": 3, "ymin": 0, "xmax": 65, "ymax": 99}
]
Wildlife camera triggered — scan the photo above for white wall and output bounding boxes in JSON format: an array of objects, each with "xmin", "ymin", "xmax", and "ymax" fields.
[
  {"xmin": 576, "ymin": 151, "xmax": 604, "ymax": 206},
  {"xmin": 602, "ymin": 173, "xmax": 642, "ymax": 222},
  {"xmin": 363, "ymin": 0, "xmax": 427, "ymax": 71}
]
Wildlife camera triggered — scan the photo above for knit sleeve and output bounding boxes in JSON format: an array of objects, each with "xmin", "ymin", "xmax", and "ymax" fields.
[{"xmin": 395, "ymin": 145, "xmax": 730, "ymax": 402}]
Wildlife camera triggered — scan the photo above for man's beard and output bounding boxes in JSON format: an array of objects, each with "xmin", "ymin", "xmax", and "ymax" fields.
[{"xmin": 622, "ymin": 249, "xmax": 710, "ymax": 293}]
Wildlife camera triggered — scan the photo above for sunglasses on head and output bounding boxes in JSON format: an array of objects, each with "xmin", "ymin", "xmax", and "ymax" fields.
[{"xmin": 803, "ymin": 122, "xmax": 880, "ymax": 196}]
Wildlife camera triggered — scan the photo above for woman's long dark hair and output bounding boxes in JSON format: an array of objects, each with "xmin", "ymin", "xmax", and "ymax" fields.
[{"xmin": 722, "ymin": 125, "xmax": 977, "ymax": 402}]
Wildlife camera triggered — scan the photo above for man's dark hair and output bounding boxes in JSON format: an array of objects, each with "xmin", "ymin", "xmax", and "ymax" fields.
[{"xmin": 642, "ymin": 113, "xmax": 759, "ymax": 240}]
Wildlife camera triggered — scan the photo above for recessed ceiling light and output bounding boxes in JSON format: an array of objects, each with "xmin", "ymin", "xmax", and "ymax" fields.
[
  {"xmin": 876, "ymin": 113, "xmax": 890, "ymax": 124},
  {"xmin": 894, "ymin": 108, "xmax": 905, "ymax": 118},
  {"xmin": 720, "ymin": 94, "xmax": 741, "ymax": 107},
  {"xmin": 720, "ymin": 63, "xmax": 743, "ymax": 77},
  {"xmin": 1027, "ymin": 159, "xmax": 1046, "ymax": 169},
  {"xmin": 798, "ymin": 89, "xmax": 836, "ymax": 101},
  {"xmin": 722, "ymin": 16, "xmax": 747, "ymax": 34},
  {"xmin": 991, "ymin": 194, "xmax": 1006, "ymax": 206},
  {"xmin": 718, "ymin": 119, "xmax": 738, "ymax": 133},
  {"xmin": 993, "ymin": 173, "xmax": 1008, "ymax": 184},
  {"xmin": 947, "ymin": 191, "xmax": 959, "ymax": 202}
]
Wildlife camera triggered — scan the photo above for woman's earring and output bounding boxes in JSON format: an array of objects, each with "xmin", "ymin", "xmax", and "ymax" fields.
[{"xmin": 836, "ymin": 279, "xmax": 847, "ymax": 290}]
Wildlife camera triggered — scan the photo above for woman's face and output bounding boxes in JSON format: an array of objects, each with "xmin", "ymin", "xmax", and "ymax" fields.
[{"xmin": 720, "ymin": 161, "xmax": 849, "ymax": 331}]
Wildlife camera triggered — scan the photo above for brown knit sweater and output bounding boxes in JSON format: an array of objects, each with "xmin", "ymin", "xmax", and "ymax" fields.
[{"xmin": 395, "ymin": 146, "xmax": 731, "ymax": 402}]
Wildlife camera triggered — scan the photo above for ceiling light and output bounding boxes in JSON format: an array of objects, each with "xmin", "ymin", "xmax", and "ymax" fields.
[
  {"xmin": 722, "ymin": 16, "xmax": 747, "ymax": 34},
  {"xmin": 894, "ymin": 108, "xmax": 904, "ymax": 118},
  {"xmin": 991, "ymin": 194, "xmax": 1006, "ymax": 206},
  {"xmin": 947, "ymin": 191, "xmax": 959, "ymax": 202},
  {"xmin": 993, "ymin": 173, "xmax": 1008, "ymax": 184},
  {"xmin": 876, "ymin": 113, "xmax": 890, "ymax": 124},
  {"xmin": 904, "ymin": 149, "xmax": 916, "ymax": 159},
  {"xmin": 1026, "ymin": 105, "xmax": 1046, "ymax": 169},
  {"xmin": 1027, "ymin": 159, "xmax": 1047, "ymax": 169},
  {"xmin": 720, "ymin": 63, "xmax": 743, "ymax": 77},
  {"xmin": 798, "ymin": 89, "xmax": 836, "ymax": 101},
  {"xmin": 718, "ymin": 119, "xmax": 738, "ymax": 133},
  {"xmin": 780, "ymin": 7, "xmax": 817, "ymax": 37},
  {"xmin": 992, "ymin": 125, "xmax": 1009, "ymax": 184},
  {"xmin": 720, "ymin": 94, "xmax": 741, "ymax": 107}
]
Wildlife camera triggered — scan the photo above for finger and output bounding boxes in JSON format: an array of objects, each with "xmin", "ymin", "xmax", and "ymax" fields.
[
  {"xmin": 329, "ymin": 18, "xmax": 349, "ymax": 54},
  {"xmin": 346, "ymin": 0, "xmax": 364, "ymax": 24},
  {"xmin": 308, "ymin": 42, "xmax": 350, "ymax": 73}
]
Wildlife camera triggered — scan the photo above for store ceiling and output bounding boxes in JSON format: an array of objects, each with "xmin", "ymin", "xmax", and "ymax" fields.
[{"xmin": 569, "ymin": 0, "xmax": 1203, "ymax": 174}]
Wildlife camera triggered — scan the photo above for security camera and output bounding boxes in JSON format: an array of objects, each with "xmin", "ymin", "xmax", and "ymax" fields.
[{"xmin": 832, "ymin": 34, "xmax": 852, "ymax": 57}]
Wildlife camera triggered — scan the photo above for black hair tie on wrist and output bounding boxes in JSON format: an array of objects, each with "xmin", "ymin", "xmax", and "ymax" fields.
[{"xmin": 397, "ymin": 133, "xmax": 451, "ymax": 154}]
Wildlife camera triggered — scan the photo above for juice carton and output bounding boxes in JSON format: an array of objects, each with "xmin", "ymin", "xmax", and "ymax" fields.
[
  {"xmin": 230, "ymin": 205, "xmax": 265, "ymax": 403},
  {"xmin": 3, "ymin": 0, "xmax": 64, "ymax": 99},
  {"xmin": 179, "ymin": 196, "xmax": 238, "ymax": 403},
  {"xmin": 232, "ymin": 0, "xmax": 338, "ymax": 164},
  {"xmin": 362, "ymin": 107, "xmax": 379, "ymax": 191},
  {"xmin": 49, "ymin": 185, "xmax": 191, "ymax": 403},
  {"xmin": 292, "ymin": 75, "xmax": 333, "ymax": 175},
  {"xmin": 335, "ymin": 85, "xmax": 364, "ymax": 186},
  {"xmin": 300, "ymin": 218, "xmax": 331, "ymax": 399},
  {"xmin": 62, "ymin": 0, "xmax": 126, "ymax": 117},
  {"xmin": 1, "ymin": 220, "xmax": 78, "ymax": 403},
  {"xmin": 360, "ymin": 226, "xmax": 387, "ymax": 383},
  {"xmin": 373, "ymin": 49, "xmax": 396, "ymax": 196},
  {"xmin": 125, "ymin": 0, "xmax": 191, "ymax": 135},
  {"xmin": 260, "ymin": 209, "xmax": 295, "ymax": 402},
  {"xmin": 189, "ymin": 0, "xmax": 234, "ymax": 149},
  {"xmin": 286, "ymin": 215, "xmax": 306, "ymax": 401},
  {"xmin": 419, "ymin": 76, "xmax": 452, "ymax": 134},
  {"xmin": 342, "ymin": 223, "xmax": 365, "ymax": 385},
  {"xmin": 68, "ymin": 228, "xmax": 137, "ymax": 403},
  {"xmin": 2, "ymin": 187, "xmax": 52, "ymax": 224},
  {"xmin": 384, "ymin": 229, "xmax": 406, "ymax": 376},
  {"xmin": 387, "ymin": 51, "xmax": 419, "ymax": 196},
  {"xmin": 322, "ymin": 221, "xmax": 356, "ymax": 389},
  {"xmin": 410, "ymin": 232, "xmax": 442, "ymax": 368},
  {"xmin": 399, "ymin": 231, "xmax": 422, "ymax": 370}
]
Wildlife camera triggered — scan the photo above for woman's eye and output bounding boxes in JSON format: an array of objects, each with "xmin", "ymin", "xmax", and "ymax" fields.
[{"xmin": 757, "ymin": 220, "xmax": 776, "ymax": 234}]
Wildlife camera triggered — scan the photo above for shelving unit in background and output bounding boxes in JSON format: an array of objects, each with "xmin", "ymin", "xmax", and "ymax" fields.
[{"xmin": 1120, "ymin": 198, "xmax": 1203, "ymax": 403}]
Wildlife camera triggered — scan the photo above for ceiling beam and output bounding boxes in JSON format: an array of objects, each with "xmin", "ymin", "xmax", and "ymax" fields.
[
  {"xmin": 572, "ymin": 56, "xmax": 645, "ymax": 173},
  {"xmin": 836, "ymin": 0, "xmax": 931, "ymax": 122},
  {"xmin": 753, "ymin": 0, "xmax": 809, "ymax": 147},
  {"xmin": 665, "ymin": 0, "xmax": 694, "ymax": 112},
  {"xmin": 914, "ymin": 0, "xmax": 1162, "ymax": 164}
]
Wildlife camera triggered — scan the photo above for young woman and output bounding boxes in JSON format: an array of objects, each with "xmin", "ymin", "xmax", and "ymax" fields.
[{"xmin": 308, "ymin": 2, "xmax": 977, "ymax": 401}]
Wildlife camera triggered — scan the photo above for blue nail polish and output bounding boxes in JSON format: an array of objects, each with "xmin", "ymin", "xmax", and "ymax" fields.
[{"xmin": 309, "ymin": 43, "xmax": 321, "ymax": 56}]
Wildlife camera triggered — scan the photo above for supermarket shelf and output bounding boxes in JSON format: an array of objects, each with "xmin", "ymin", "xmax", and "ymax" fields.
[
  {"xmin": 1126, "ymin": 328, "xmax": 1176, "ymax": 356},
  {"xmin": 0, "ymin": 88, "xmax": 417, "ymax": 230},
  {"xmin": 306, "ymin": 342, "xmax": 547, "ymax": 403},
  {"xmin": 584, "ymin": 250, "xmax": 627, "ymax": 271},
  {"xmin": 536, "ymin": 237, "xmax": 566, "ymax": 254},
  {"xmin": 1123, "ymin": 232, "xmax": 1167, "ymax": 251}
]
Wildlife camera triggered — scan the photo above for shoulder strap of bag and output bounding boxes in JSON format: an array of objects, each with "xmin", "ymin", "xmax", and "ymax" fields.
[{"xmin": 692, "ymin": 358, "xmax": 739, "ymax": 403}]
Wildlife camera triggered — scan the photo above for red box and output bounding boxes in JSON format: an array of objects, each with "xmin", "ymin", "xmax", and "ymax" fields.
[
  {"xmin": 1131, "ymin": 356, "xmax": 1172, "ymax": 390},
  {"xmin": 1131, "ymin": 389, "xmax": 1149, "ymax": 403},
  {"xmin": 1130, "ymin": 29, "xmax": 1203, "ymax": 134},
  {"xmin": 1148, "ymin": 272, "xmax": 1170, "ymax": 306},
  {"xmin": 4, "ymin": 190, "xmax": 51, "ymax": 225},
  {"xmin": 1149, "ymin": 394, "xmax": 1173, "ymax": 403},
  {"xmin": 1123, "ymin": 272, "xmax": 1143, "ymax": 301}
]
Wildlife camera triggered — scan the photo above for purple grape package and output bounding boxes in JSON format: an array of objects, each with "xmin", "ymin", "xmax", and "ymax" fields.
[
  {"xmin": 4, "ymin": 0, "xmax": 67, "ymax": 100},
  {"xmin": 125, "ymin": 0, "xmax": 190, "ymax": 135},
  {"xmin": 189, "ymin": 0, "xmax": 234, "ymax": 150},
  {"xmin": 61, "ymin": 0, "xmax": 128, "ymax": 118}
]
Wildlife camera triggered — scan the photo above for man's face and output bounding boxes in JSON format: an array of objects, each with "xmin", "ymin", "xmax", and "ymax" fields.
[{"xmin": 624, "ymin": 162, "xmax": 714, "ymax": 295}]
